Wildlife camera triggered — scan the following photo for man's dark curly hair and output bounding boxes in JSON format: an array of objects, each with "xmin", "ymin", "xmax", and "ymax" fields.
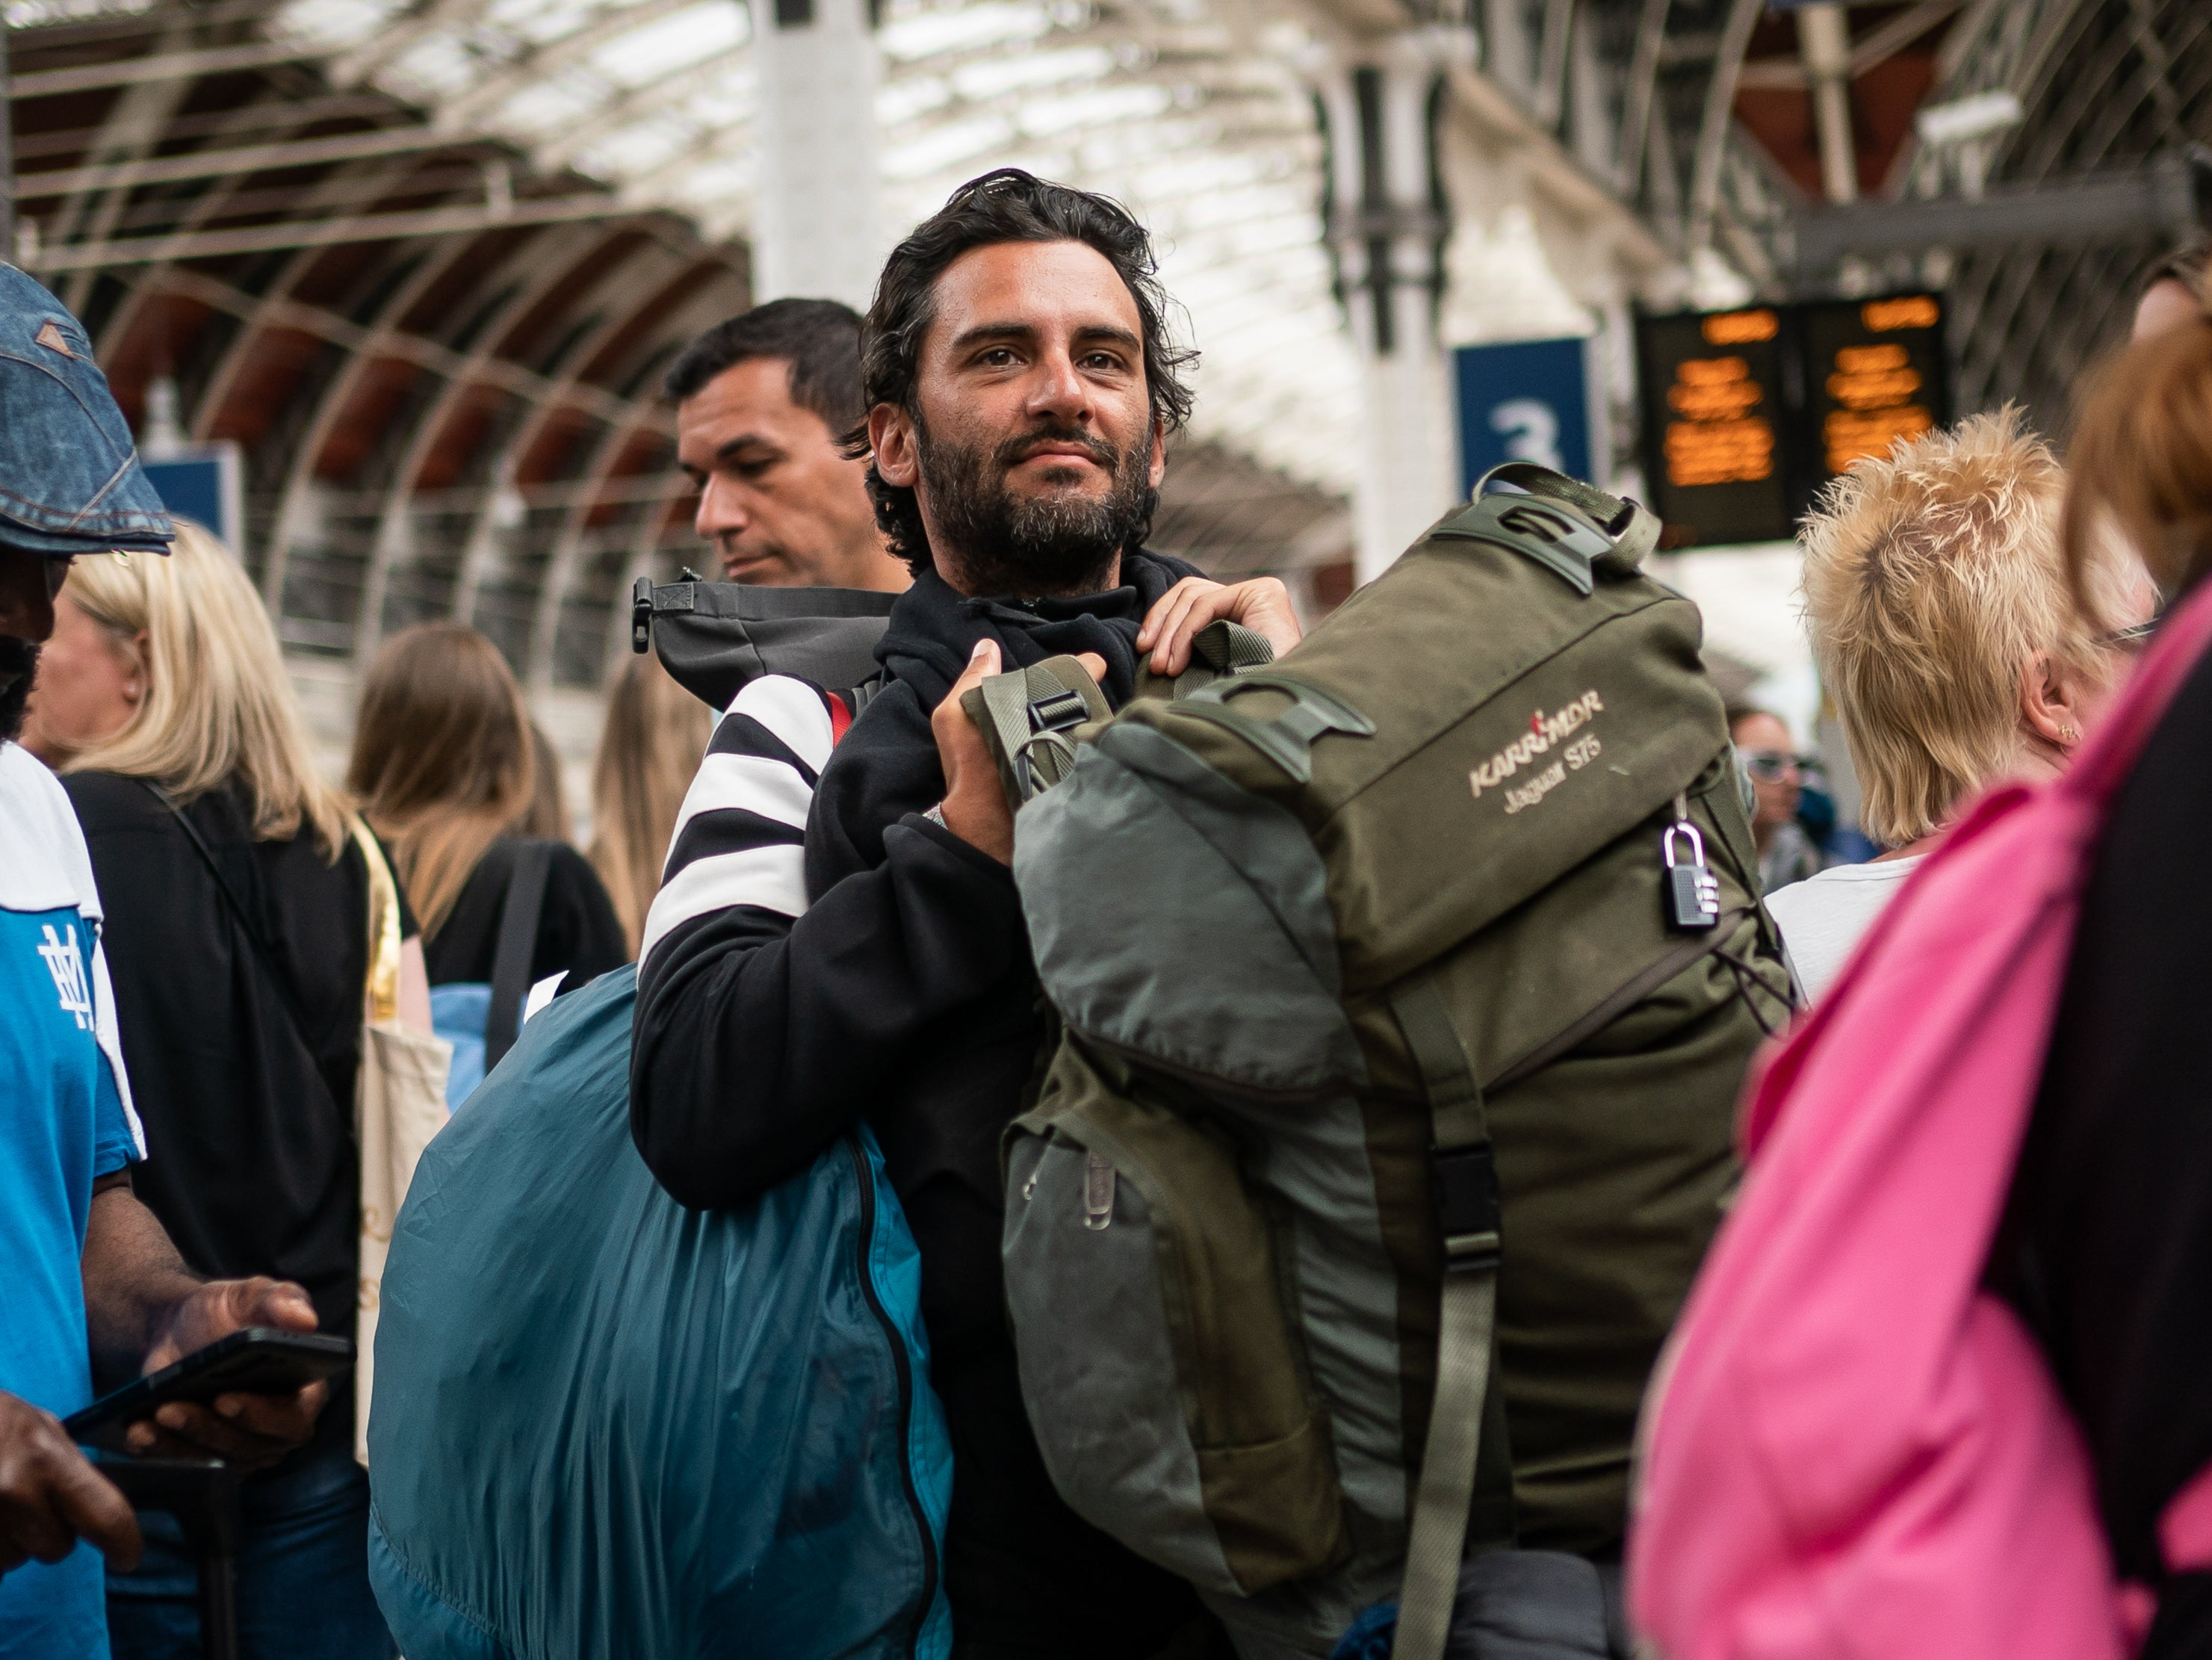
[{"xmin": 844, "ymin": 168, "xmax": 1198, "ymax": 576}]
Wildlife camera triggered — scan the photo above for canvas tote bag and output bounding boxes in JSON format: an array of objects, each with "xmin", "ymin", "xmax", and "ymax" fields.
[{"xmin": 350, "ymin": 818, "xmax": 450, "ymax": 1465}]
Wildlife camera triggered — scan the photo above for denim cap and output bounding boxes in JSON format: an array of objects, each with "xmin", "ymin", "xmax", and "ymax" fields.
[{"xmin": 0, "ymin": 263, "xmax": 173, "ymax": 557}]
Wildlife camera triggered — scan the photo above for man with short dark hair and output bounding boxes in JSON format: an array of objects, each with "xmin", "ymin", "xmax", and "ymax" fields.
[
  {"xmin": 666, "ymin": 297, "xmax": 908, "ymax": 591},
  {"xmin": 632, "ymin": 170, "xmax": 1298, "ymax": 1654}
]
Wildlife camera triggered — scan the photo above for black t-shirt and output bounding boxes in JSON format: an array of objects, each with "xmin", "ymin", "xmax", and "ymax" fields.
[
  {"xmin": 63, "ymin": 772, "xmax": 416, "ymax": 1464},
  {"xmin": 2004, "ymin": 642, "xmax": 2212, "ymax": 1651},
  {"xmin": 421, "ymin": 836, "xmax": 629, "ymax": 990}
]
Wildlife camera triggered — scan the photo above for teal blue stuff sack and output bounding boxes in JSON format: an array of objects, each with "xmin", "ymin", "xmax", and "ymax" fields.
[{"xmin": 367, "ymin": 966, "xmax": 953, "ymax": 1659}]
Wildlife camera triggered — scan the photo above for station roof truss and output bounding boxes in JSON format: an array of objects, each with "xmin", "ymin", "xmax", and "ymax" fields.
[{"xmin": 4, "ymin": 0, "xmax": 1363, "ymax": 687}]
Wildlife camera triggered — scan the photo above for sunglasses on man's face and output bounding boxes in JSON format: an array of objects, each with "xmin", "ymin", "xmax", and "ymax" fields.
[{"xmin": 1741, "ymin": 749, "xmax": 1803, "ymax": 782}]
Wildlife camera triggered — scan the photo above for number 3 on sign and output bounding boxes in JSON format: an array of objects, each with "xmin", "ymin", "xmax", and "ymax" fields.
[{"xmin": 1491, "ymin": 399, "xmax": 1564, "ymax": 471}]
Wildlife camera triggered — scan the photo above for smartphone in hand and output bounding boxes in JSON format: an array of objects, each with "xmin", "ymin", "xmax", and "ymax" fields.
[{"xmin": 64, "ymin": 1329, "xmax": 353, "ymax": 1455}]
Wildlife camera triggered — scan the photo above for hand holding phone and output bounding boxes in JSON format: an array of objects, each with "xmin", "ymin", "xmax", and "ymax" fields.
[{"xmin": 75, "ymin": 1278, "xmax": 345, "ymax": 1466}]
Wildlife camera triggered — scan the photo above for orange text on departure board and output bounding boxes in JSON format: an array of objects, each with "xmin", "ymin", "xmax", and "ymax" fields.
[
  {"xmin": 1824, "ymin": 341, "xmax": 1932, "ymax": 471},
  {"xmin": 1701, "ymin": 309, "xmax": 1779, "ymax": 345},
  {"xmin": 1664, "ymin": 355, "xmax": 1774, "ymax": 486}
]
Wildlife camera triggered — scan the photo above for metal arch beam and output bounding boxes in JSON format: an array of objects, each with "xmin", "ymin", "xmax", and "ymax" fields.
[
  {"xmin": 528, "ymin": 43, "xmax": 752, "ymax": 173},
  {"xmin": 521, "ymin": 264, "xmax": 755, "ymax": 688},
  {"xmin": 187, "ymin": 154, "xmax": 472, "ymax": 447},
  {"xmin": 329, "ymin": 0, "xmax": 507, "ymax": 90},
  {"xmin": 1685, "ymin": 0, "xmax": 1762, "ymax": 255},
  {"xmin": 1532, "ymin": 0, "xmax": 1574, "ymax": 130},
  {"xmin": 12, "ymin": 93, "xmax": 421, "ymax": 163},
  {"xmin": 432, "ymin": 0, "xmax": 716, "ymax": 131},
  {"xmin": 87, "ymin": 94, "xmax": 465, "ymax": 458},
  {"xmin": 31, "ymin": 191, "xmax": 647, "ymax": 269},
  {"xmin": 16, "ymin": 123, "xmax": 507, "ymax": 200},
  {"xmin": 258, "ymin": 226, "xmax": 529, "ymax": 615},
  {"xmin": 526, "ymin": 418, "xmax": 668, "ymax": 690},
  {"xmin": 351, "ymin": 222, "xmax": 639, "ymax": 663},
  {"xmin": 444, "ymin": 232, "xmax": 683, "ymax": 624},
  {"xmin": 43, "ymin": 13, "xmax": 202, "ymax": 315},
  {"xmin": 1616, "ymin": 0, "xmax": 1670, "ymax": 196},
  {"xmin": 87, "ymin": 87, "xmax": 380, "ymax": 427},
  {"xmin": 8, "ymin": 40, "xmax": 318, "ymax": 99},
  {"xmin": 522, "ymin": 277, "xmax": 737, "ymax": 691},
  {"xmin": 176, "ymin": 115, "xmax": 499, "ymax": 443}
]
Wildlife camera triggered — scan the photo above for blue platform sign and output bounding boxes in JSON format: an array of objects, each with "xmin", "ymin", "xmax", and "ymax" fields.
[
  {"xmin": 140, "ymin": 444, "xmax": 244, "ymax": 551},
  {"xmin": 1453, "ymin": 335, "xmax": 1594, "ymax": 496}
]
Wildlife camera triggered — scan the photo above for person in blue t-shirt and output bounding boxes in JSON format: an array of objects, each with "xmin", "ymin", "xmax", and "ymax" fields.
[{"xmin": 0, "ymin": 269, "xmax": 329, "ymax": 1659}]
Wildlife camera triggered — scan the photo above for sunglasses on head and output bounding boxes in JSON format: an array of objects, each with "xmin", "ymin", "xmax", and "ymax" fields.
[{"xmin": 1741, "ymin": 749, "xmax": 1803, "ymax": 781}]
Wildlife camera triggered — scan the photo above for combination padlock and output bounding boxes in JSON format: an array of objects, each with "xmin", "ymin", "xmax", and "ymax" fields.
[{"xmin": 1661, "ymin": 818, "xmax": 1720, "ymax": 932}]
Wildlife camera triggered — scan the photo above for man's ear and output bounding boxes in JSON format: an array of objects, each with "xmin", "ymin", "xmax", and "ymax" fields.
[
  {"xmin": 2019, "ymin": 649, "xmax": 2086, "ymax": 750},
  {"xmin": 1146, "ymin": 414, "xmax": 1166, "ymax": 490},
  {"xmin": 871, "ymin": 403, "xmax": 919, "ymax": 489}
]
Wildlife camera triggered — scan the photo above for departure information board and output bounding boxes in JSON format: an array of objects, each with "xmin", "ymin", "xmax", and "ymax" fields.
[
  {"xmin": 1800, "ymin": 293, "xmax": 1949, "ymax": 480},
  {"xmin": 1635, "ymin": 306, "xmax": 1792, "ymax": 548},
  {"xmin": 1635, "ymin": 292, "xmax": 1951, "ymax": 547}
]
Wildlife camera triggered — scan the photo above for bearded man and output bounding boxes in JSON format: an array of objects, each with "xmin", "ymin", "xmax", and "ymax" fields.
[{"xmin": 630, "ymin": 170, "xmax": 1298, "ymax": 1656}]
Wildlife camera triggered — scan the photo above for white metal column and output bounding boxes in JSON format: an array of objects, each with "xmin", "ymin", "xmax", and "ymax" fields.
[
  {"xmin": 750, "ymin": 0, "xmax": 884, "ymax": 309},
  {"xmin": 1318, "ymin": 34, "xmax": 1460, "ymax": 586}
]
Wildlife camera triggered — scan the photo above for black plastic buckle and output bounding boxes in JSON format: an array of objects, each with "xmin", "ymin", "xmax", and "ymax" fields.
[
  {"xmin": 631, "ymin": 576, "xmax": 653, "ymax": 653},
  {"xmin": 1433, "ymin": 1142, "xmax": 1502, "ymax": 1272},
  {"xmin": 1028, "ymin": 687, "xmax": 1091, "ymax": 733}
]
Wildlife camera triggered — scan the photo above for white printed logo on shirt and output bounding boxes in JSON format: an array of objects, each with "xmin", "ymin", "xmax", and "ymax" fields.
[{"xmin": 37, "ymin": 922, "xmax": 92, "ymax": 1029}]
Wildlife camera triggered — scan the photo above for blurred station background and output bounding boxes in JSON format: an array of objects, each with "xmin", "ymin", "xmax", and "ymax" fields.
[{"xmin": 1, "ymin": 0, "xmax": 2207, "ymax": 832}]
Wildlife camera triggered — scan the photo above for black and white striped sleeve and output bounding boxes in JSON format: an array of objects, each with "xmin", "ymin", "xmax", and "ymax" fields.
[
  {"xmin": 628, "ymin": 673, "xmax": 1029, "ymax": 1210},
  {"xmin": 638, "ymin": 673, "xmax": 828, "ymax": 970}
]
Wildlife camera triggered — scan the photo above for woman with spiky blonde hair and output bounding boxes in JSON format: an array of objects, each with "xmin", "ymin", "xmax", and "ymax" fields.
[
  {"xmin": 1766, "ymin": 409, "xmax": 2155, "ymax": 1002},
  {"xmin": 24, "ymin": 519, "xmax": 430, "ymax": 1659}
]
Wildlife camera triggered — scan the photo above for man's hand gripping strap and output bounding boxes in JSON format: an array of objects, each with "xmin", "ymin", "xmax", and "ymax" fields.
[{"xmin": 961, "ymin": 656, "xmax": 1113, "ymax": 808}]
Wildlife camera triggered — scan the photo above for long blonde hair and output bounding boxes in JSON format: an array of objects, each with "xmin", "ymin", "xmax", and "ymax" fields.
[
  {"xmin": 348, "ymin": 624, "xmax": 535, "ymax": 936},
  {"xmin": 589, "ymin": 652, "xmax": 713, "ymax": 956},
  {"xmin": 63, "ymin": 521, "xmax": 348, "ymax": 858}
]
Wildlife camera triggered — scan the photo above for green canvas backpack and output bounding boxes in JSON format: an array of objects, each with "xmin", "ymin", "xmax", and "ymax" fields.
[{"xmin": 982, "ymin": 466, "xmax": 1790, "ymax": 1659}]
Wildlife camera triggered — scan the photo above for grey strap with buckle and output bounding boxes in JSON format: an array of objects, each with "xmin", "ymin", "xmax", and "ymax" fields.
[
  {"xmin": 964, "ymin": 657, "xmax": 1112, "ymax": 806},
  {"xmin": 1388, "ymin": 975, "xmax": 1503, "ymax": 1660}
]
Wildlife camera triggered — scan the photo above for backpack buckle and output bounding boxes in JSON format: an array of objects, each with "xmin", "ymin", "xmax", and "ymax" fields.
[{"xmin": 1432, "ymin": 1142, "xmax": 1502, "ymax": 1272}]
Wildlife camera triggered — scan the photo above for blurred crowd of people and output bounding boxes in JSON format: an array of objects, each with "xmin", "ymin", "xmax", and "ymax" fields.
[{"xmin": 0, "ymin": 176, "xmax": 2208, "ymax": 1660}]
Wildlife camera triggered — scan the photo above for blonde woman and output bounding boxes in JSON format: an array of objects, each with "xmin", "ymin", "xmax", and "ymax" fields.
[
  {"xmin": 588, "ymin": 650, "xmax": 713, "ymax": 958},
  {"xmin": 22, "ymin": 521, "xmax": 428, "ymax": 1660},
  {"xmin": 1769, "ymin": 409, "xmax": 2155, "ymax": 1001},
  {"xmin": 347, "ymin": 625, "xmax": 625, "ymax": 1096}
]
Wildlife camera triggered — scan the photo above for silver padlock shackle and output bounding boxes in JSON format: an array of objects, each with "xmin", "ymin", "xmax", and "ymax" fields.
[{"xmin": 1662, "ymin": 820, "xmax": 1707, "ymax": 870}]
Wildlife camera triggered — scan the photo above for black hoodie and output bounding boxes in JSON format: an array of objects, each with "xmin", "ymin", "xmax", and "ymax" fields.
[{"xmin": 631, "ymin": 551, "xmax": 1206, "ymax": 1657}]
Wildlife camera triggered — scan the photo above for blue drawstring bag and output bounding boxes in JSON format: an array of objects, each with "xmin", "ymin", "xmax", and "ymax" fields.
[{"xmin": 367, "ymin": 965, "xmax": 953, "ymax": 1659}]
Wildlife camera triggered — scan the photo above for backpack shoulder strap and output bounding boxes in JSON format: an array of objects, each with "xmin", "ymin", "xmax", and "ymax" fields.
[
  {"xmin": 147, "ymin": 781, "xmax": 321, "ymax": 1045},
  {"xmin": 1387, "ymin": 974, "xmax": 1503, "ymax": 1660},
  {"xmin": 485, "ymin": 841, "xmax": 555, "ymax": 1071}
]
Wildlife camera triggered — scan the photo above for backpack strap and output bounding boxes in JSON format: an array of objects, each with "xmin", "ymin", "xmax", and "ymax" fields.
[
  {"xmin": 961, "ymin": 656, "xmax": 1113, "ymax": 808},
  {"xmin": 1437, "ymin": 465, "xmax": 1661, "ymax": 595},
  {"xmin": 1131, "ymin": 617, "xmax": 1277, "ymax": 702},
  {"xmin": 485, "ymin": 841, "xmax": 555, "ymax": 1072},
  {"xmin": 1171, "ymin": 672, "xmax": 1377, "ymax": 784},
  {"xmin": 1388, "ymin": 975, "xmax": 1503, "ymax": 1660}
]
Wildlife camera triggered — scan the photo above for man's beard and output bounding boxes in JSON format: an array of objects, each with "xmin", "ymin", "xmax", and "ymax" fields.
[
  {"xmin": 0, "ymin": 638, "xmax": 37, "ymax": 744},
  {"xmin": 918, "ymin": 418, "xmax": 1155, "ymax": 598}
]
